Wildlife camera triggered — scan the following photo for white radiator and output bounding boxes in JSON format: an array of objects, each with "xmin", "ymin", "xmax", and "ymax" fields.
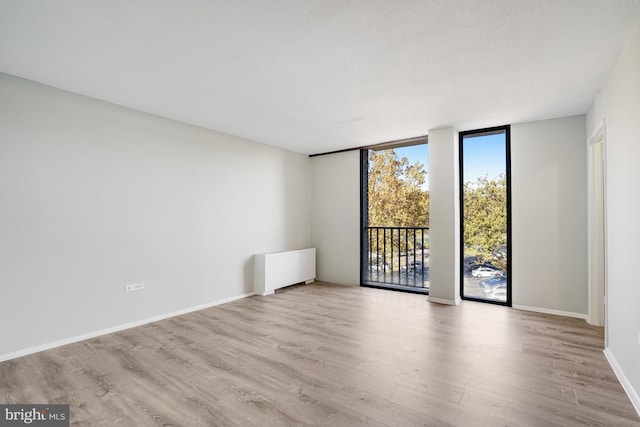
[{"xmin": 254, "ymin": 248, "xmax": 316, "ymax": 296}]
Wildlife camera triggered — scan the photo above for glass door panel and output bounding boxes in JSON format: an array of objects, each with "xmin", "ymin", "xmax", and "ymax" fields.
[{"xmin": 361, "ymin": 142, "xmax": 430, "ymax": 293}]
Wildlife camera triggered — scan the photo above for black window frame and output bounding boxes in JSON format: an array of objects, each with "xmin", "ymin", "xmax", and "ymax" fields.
[
  {"xmin": 459, "ymin": 125, "xmax": 512, "ymax": 306},
  {"xmin": 359, "ymin": 141, "xmax": 430, "ymax": 295}
]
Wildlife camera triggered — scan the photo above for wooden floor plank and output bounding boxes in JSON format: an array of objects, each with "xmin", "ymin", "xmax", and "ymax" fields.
[{"xmin": 1, "ymin": 282, "xmax": 638, "ymax": 426}]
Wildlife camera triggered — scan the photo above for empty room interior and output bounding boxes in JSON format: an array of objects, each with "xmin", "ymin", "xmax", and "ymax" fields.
[{"xmin": 2, "ymin": 1, "xmax": 640, "ymax": 426}]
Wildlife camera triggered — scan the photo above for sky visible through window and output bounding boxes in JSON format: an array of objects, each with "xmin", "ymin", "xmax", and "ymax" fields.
[
  {"xmin": 462, "ymin": 133, "xmax": 506, "ymax": 182},
  {"xmin": 390, "ymin": 133, "xmax": 505, "ymax": 191}
]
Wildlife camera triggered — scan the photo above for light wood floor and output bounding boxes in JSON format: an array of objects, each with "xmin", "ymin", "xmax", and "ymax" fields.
[{"xmin": 1, "ymin": 282, "xmax": 638, "ymax": 426}]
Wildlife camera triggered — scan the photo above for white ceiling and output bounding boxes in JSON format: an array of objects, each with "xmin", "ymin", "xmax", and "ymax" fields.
[{"xmin": 1, "ymin": 1, "xmax": 639, "ymax": 155}]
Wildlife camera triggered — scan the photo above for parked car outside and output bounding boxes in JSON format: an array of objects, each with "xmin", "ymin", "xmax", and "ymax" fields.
[
  {"xmin": 471, "ymin": 267, "xmax": 502, "ymax": 278},
  {"xmin": 485, "ymin": 283, "xmax": 506, "ymax": 292},
  {"xmin": 401, "ymin": 261, "xmax": 428, "ymax": 275},
  {"xmin": 488, "ymin": 286, "xmax": 507, "ymax": 302},
  {"xmin": 479, "ymin": 276, "xmax": 507, "ymax": 288},
  {"xmin": 368, "ymin": 259, "xmax": 390, "ymax": 272}
]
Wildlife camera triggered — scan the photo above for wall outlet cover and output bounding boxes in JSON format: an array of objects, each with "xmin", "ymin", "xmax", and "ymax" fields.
[{"xmin": 125, "ymin": 283, "xmax": 145, "ymax": 293}]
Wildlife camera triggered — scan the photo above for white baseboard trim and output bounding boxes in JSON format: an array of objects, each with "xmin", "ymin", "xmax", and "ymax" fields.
[
  {"xmin": 428, "ymin": 296, "xmax": 461, "ymax": 306},
  {"xmin": 0, "ymin": 291, "xmax": 255, "ymax": 363},
  {"xmin": 604, "ymin": 347, "xmax": 640, "ymax": 417},
  {"xmin": 512, "ymin": 304, "xmax": 588, "ymax": 320}
]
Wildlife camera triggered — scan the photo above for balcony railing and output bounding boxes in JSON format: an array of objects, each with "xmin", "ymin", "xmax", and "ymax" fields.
[{"xmin": 365, "ymin": 226, "xmax": 429, "ymax": 292}]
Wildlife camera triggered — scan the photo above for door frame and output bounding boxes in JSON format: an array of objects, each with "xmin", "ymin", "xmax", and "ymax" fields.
[
  {"xmin": 359, "ymin": 139, "xmax": 430, "ymax": 294},
  {"xmin": 587, "ymin": 123, "xmax": 607, "ymax": 335}
]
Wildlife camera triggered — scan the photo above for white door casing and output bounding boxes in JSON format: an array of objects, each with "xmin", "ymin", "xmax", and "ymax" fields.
[{"xmin": 587, "ymin": 124, "xmax": 606, "ymax": 334}]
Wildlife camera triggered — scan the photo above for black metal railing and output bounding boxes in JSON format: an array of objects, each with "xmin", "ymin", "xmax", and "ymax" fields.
[{"xmin": 365, "ymin": 226, "xmax": 429, "ymax": 291}]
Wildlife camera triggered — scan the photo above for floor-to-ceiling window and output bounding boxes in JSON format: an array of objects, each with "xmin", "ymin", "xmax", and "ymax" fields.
[
  {"xmin": 361, "ymin": 139, "xmax": 429, "ymax": 293},
  {"xmin": 459, "ymin": 126, "xmax": 511, "ymax": 305}
]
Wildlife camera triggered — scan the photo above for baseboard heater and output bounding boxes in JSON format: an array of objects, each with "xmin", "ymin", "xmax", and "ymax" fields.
[{"xmin": 254, "ymin": 248, "xmax": 316, "ymax": 296}]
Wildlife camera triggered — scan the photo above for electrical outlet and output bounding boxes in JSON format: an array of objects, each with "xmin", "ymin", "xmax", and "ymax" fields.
[{"xmin": 125, "ymin": 282, "xmax": 145, "ymax": 293}]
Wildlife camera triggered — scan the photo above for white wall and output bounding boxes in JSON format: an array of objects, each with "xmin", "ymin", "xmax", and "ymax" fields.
[
  {"xmin": 587, "ymin": 25, "xmax": 640, "ymax": 412},
  {"xmin": 427, "ymin": 127, "xmax": 461, "ymax": 305},
  {"xmin": 511, "ymin": 115, "xmax": 587, "ymax": 317},
  {"xmin": 310, "ymin": 151, "xmax": 360, "ymax": 285},
  {"xmin": 0, "ymin": 73, "xmax": 311, "ymax": 358}
]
